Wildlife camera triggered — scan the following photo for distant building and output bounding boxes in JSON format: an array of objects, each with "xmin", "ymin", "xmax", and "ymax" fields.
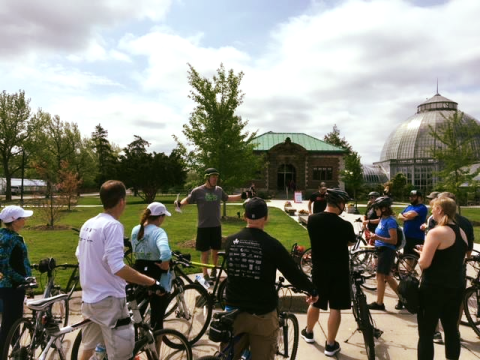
[
  {"xmin": 251, "ymin": 132, "xmax": 346, "ymax": 195},
  {"xmin": 373, "ymin": 92, "xmax": 480, "ymax": 193},
  {"xmin": 0, "ymin": 178, "xmax": 47, "ymax": 195}
]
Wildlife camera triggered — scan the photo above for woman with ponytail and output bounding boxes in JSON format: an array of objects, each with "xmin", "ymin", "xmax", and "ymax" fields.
[
  {"xmin": 416, "ymin": 196, "xmax": 467, "ymax": 360},
  {"xmin": 131, "ymin": 202, "xmax": 172, "ymax": 331}
]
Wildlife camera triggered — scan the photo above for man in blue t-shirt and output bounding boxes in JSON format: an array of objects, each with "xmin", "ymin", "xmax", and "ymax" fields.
[{"xmin": 398, "ymin": 189, "xmax": 428, "ymax": 257}]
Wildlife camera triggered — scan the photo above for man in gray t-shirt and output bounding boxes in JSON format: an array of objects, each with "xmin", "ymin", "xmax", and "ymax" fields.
[{"xmin": 176, "ymin": 168, "xmax": 244, "ymax": 280}]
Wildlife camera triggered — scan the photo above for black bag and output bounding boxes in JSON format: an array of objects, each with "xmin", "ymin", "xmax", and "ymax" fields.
[
  {"xmin": 398, "ymin": 274, "xmax": 420, "ymax": 314},
  {"xmin": 395, "ymin": 226, "xmax": 406, "ymax": 250}
]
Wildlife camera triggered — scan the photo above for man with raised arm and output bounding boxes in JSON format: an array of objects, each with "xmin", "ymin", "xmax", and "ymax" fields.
[
  {"xmin": 302, "ymin": 188, "xmax": 356, "ymax": 357},
  {"xmin": 175, "ymin": 168, "xmax": 250, "ymax": 281},
  {"xmin": 77, "ymin": 180, "xmax": 160, "ymax": 360},
  {"xmin": 224, "ymin": 197, "xmax": 318, "ymax": 359}
]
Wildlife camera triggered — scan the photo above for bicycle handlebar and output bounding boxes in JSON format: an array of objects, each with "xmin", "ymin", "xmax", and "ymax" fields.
[
  {"xmin": 276, "ymin": 276, "xmax": 312, "ymax": 296},
  {"xmin": 17, "ymin": 277, "xmax": 39, "ymax": 289}
]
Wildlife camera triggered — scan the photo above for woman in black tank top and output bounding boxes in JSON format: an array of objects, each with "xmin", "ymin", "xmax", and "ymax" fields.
[{"xmin": 416, "ymin": 197, "xmax": 467, "ymax": 360}]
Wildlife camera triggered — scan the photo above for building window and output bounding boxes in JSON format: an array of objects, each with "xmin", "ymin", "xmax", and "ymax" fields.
[{"xmin": 313, "ymin": 167, "xmax": 333, "ymax": 181}]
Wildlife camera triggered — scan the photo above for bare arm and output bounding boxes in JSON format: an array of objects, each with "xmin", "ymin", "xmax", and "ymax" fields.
[
  {"xmin": 398, "ymin": 210, "xmax": 419, "ymax": 222},
  {"xmin": 308, "ymin": 200, "xmax": 313, "ymax": 214},
  {"xmin": 228, "ymin": 194, "xmax": 243, "ymax": 202}
]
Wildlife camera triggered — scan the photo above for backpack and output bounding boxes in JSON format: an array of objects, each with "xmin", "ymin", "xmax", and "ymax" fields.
[
  {"xmin": 398, "ymin": 274, "xmax": 420, "ymax": 314},
  {"xmin": 395, "ymin": 225, "xmax": 406, "ymax": 250}
]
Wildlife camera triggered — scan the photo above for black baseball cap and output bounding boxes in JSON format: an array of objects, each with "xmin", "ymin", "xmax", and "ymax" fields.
[
  {"xmin": 245, "ymin": 197, "xmax": 268, "ymax": 219},
  {"xmin": 410, "ymin": 190, "xmax": 423, "ymax": 197}
]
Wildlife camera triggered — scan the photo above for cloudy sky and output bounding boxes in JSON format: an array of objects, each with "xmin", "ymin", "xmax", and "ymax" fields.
[{"xmin": 1, "ymin": 0, "xmax": 479, "ymax": 165}]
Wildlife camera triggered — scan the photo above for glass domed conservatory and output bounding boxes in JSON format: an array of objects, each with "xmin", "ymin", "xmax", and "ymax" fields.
[{"xmin": 373, "ymin": 93, "xmax": 480, "ymax": 192}]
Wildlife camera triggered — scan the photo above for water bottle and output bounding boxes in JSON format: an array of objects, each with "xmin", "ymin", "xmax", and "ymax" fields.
[
  {"xmin": 93, "ymin": 343, "xmax": 106, "ymax": 360},
  {"xmin": 240, "ymin": 349, "xmax": 251, "ymax": 359},
  {"xmin": 195, "ymin": 274, "xmax": 210, "ymax": 289}
]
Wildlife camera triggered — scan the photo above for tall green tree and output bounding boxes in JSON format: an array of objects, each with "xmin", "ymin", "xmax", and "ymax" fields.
[
  {"xmin": 92, "ymin": 124, "xmax": 118, "ymax": 187},
  {"xmin": 118, "ymin": 135, "xmax": 151, "ymax": 196},
  {"xmin": 0, "ymin": 90, "xmax": 43, "ymax": 200},
  {"xmin": 429, "ymin": 111, "xmax": 480, "ymax": 206},
  {"xmin": 324, "ymin": 124, "xmax": 362, "ymax": 198},
  {"xmin": 176, "ymin": 63, "xmax": 262, "ymax": 213},
  {"xmin": 340, "ymin": 151, "xmax": 363, "ymax": 200}
]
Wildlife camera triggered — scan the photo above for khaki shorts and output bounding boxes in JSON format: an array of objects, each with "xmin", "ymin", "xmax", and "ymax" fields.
[
  {"xmin": 226, "ymin": 309, "xmax": 279, "ymax": 360},
  {"xmin": 81, "ymin": 297, "xmax": 135, "ymax": 360}
]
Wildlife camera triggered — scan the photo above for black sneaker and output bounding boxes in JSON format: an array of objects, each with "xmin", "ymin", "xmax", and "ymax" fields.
[
  {"xmin": 210, "ymin": 268, "xmax": 217, "ymax": 280},
  {"xmin": 433, "ymin": 331, "xmax": 443, "ymax": 344},
  {"xmin": 324, "ymin": 341, "xmax": 341, "ymax": 357},
  {"xmin": 301, "ymin": 328, "xmax": 315, "ymax": 343},
  {"xmin": 368, "ymin": 302, "xmax": 386, "ymax": 311},
  {"xmin": 395, "ymin": 300, "xmax": 405, "ymax": 310}
]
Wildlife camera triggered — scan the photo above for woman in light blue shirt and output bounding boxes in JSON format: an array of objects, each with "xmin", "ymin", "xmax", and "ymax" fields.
[
  {"xmin": 131, "ymin": 202, "xmax": 172, "ymax": 331},
  {"xmin": 367, "ymin": 196, "xmax": 402, "ymax": 311}
]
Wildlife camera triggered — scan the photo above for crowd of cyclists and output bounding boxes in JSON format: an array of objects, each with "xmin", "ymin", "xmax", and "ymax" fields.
[{"xmin": 0, "ymin": 167, "xmax": 475, "ymax": 360}]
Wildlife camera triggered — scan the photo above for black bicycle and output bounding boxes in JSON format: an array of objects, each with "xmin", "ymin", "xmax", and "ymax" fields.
[
  {"xmin": 462, "ymin": 253, "xmax": 480, "ymax": 335},
  {"xmin": 345, "ymin": 257, "xmax": 383, "ymax": 360}
]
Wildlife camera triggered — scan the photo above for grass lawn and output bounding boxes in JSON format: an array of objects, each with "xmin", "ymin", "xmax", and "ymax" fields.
[{"xmin": 20, "ymin": 195, "xmax": 309, "ymax": 292}]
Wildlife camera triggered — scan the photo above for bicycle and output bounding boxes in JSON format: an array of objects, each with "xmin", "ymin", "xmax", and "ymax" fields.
[
  {"xmin": 197, "ymin": 277, "xmax": 302, "ymax": 360},
  {"xmin": 160, "ymin": 251, "xmax": 214, "ymax": 345},
  {"xmin": 30, "ymin": 257, "xmax": 79, "ymax": 327},
  {"xmin": 462, "ymin": 253, "xmax": 480, "ymax": 336},
  {"xmin": 345, "ymin": 257, "xmax": 383, "ymax": 360},
  {"xmin": 3, "ymin": 281, "xmax": 193, "ymax": 360}
]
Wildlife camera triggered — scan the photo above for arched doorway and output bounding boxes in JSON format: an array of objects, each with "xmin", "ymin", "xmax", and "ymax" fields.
[{"xmin": 277, "ymin": 164, "xmax": 296, "ymax": 191}]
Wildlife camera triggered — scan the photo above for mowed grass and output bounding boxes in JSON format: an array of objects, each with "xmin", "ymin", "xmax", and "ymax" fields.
[{"xmin": 21, "ymin": 195, "xmax": 310, "ymax": 292}]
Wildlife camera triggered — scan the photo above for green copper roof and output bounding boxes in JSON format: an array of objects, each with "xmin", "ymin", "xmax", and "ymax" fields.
[{"xmin": 252, "ymin": 132, "xmax": 346, "ymax": 152}]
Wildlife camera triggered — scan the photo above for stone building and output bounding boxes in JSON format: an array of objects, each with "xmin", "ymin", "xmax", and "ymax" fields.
[{"xmin": 251, "ymin": 132, "xmax": 346, "ymax": 196}]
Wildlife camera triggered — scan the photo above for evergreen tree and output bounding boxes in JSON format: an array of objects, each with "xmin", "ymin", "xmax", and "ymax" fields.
[{"xmin": 91, "ymin": 124, "xmax": 117, "ymax": 186}]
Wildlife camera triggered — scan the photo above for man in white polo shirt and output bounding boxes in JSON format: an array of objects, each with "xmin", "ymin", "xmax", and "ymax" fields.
[{"xmin": 77, "ymin": 180, "xmax": 160, "ymax": 360}]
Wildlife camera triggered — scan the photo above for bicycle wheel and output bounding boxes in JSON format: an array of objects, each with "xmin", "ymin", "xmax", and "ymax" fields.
[
  {"xmin": 300, "ymin": 248, "xmax": 312, "ymax": 277},
  {"xmin": 352, "ymin": 251, "xmax": 377, "ymax": 291},
  {"xmin": 70, "ymin": 330, "xmax": 83, "ymax": 360},
  {"xmin": 396, "ymin": 255, "xmax": 422, "ymax": 280},
  {"xmin": 216, "ymin": 278, "xmax": 228, "ymax": 310},
  {"xmin": 133, "ymin": 328, "xmax": 193, "ymax": 360},
  {"xmin": 163, "ymin": 283, "xmax": 212, "ymax": 345},
  {"xmin": 276, "ymin": 312, "xmax": 299, "ymax": 359},
  {"xmin": 357, "ymin": 294, "xmax": 375, "ymax": 360},
  {"xmin": 50, "ymin": 288, "xmax": 70, "ymax": 327},
  {"xmin": 464, "ymin": 286, "xmax": 480, "ymax": 337},
  {"xmin": 3, "ymin": 318, "xmax": 36, "ymax": 360}
]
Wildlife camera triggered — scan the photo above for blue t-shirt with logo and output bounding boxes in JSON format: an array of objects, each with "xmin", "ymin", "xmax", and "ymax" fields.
[
  {"xmin": 402, "ymin": 203, "xmax": 428, "ymax": 240},
  {"xmin": 374, "ymin": 216, "xmax": 398, "ymax": 250}
]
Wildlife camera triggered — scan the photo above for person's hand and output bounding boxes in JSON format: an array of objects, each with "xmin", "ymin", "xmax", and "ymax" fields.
[
  {"xmin": 306, "ymin": 295, "xmax": 319, "ymax": 305},
  {"xmin": 420, "ymin": 223, "xmax": 427, "ymax": 232},
  {"xmin": 414, "ymin": 244, "xmax": 423, "ymax": 255},
  {"xmin": 370, "ymin": 233, "xmax": 377, "ymax": 241},
  {"xmin": 149, "ymin": 280, "xmax": 166, "ymax": 296}
]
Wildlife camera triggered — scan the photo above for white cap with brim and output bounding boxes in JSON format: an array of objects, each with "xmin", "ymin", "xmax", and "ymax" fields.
[
  {"xmin": 0, "ymin": 205, "xmax": 33, "ymax": 223},
  {"xmin": 147, "ymin": 202, "xmax": 171, "ymax": 217}
]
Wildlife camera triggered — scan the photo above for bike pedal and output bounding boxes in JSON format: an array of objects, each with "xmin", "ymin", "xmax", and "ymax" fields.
[{"xmin": 374, "ymin": 328, "xmax": 383, "ymax": 339}]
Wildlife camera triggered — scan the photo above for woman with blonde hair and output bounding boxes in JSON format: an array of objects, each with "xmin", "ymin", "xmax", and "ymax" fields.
[
  {"xmin": 416, "ymin": 197, "xmax": 467, "ymax": 360},
  {"xmin": 131, "ymin": 202, "xmax": 172, "ymax": 331}
]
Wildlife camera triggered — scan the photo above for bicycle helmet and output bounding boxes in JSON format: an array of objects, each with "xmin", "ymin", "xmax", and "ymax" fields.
[
  {"xmin": 373, "ymin": 196, "xmax": 392, "ymax": 208},
  {"xmin": 204, "ymin": 168, "xmax": 220, "ymax": 178},
  {"xmin": 368, "ymin": 191, "xmax": 380, "ymax": 197},
  {"xmin": 326, "ymin": 188, "xmax": 351, "ymax": 206}
]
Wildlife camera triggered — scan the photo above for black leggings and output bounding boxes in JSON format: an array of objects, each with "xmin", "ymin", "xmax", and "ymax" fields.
[
  {"xmin": 417, "ymin": 285, "xmax": 464, "ymax": 360},
  {"xmin": 0, "ymin": 287, "xmax": 25, "ymax": 355}
]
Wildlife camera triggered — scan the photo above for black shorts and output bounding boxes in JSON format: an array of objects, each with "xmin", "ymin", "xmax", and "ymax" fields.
[
  {"xmin": 376, "ymin": 247, "xmax": 396, "ymax": 275},
  {"xmin": 404, "ymin": 237, "xmax": 424, "ymax": 257},
  {"xmin": 196, "ymin": 226, "xmax": 222, "ymax": 252},
  {"xmin": 312, "ymin": 270, "xmax": 351, "ymax": 311}
]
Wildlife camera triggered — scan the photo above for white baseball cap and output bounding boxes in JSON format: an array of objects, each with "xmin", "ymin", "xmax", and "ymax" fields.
[
  {"xmin": 147, "ymin": 202, "xmax": 171, "ymax": 217},
  {"xmin": 0, "ymin": 205, "xmax": 33, "ymax": 223}
]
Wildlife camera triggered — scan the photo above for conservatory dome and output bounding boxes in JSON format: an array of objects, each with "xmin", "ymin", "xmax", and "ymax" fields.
[
  {"xmin": 379, "ymin": 93, "xmax": 480, "ymax": 162},
  {"xmin": 374, "ymin": 93, "xmax": 480, "ymax": 191}
]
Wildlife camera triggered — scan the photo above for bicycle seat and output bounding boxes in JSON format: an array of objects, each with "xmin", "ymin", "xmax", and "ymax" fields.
[{"xmin": 26, "ymin": 293, "xmax": 69, "ymax": 311}]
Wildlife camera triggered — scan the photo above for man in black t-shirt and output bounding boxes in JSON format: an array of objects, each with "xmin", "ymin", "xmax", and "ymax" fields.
[
  {"xmin": 308, "ymin": 183, "xmax": 327, "ymax": 214},
  {"xmin": 362, "ymin": 191, "xmax": 380, "ymax": 233},
  {"xmin": 302, "ymin": 189, "xmax": 356, "ymax": 357},
  {"xmin": 224, "ymin": 197, "xmax": 318, "ymax": 359}
]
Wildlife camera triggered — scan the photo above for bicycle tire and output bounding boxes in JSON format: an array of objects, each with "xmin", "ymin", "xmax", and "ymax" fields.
[
  {"xmin": 163, "ymin": 283, "xmax": 213, "ymax": 345},
  {"xmin": 3, "ymin": 317, "xmax": 36, "ymax": 360},
  {"xmin": 197, "ymin": 357, "xmax": 221, "ymax": 360},
  {"xmin": 50, "ymin": 288, "xmax": 70, "ymax": 327},
  {"xmin": 464, "ymin": 286, "xmax": 480, "ymax": 337},
  {"xmin": 217, "ymin": 277, "xmax": 228, "ymax": 310},
  {"xmin": 276, "ymin": 312, "xmax": 299, "ymax": 360},
  {"xmin": 70, "ymin": 330, "xmax": 82, "ymax": 360},
  {"xmin": 357, "ymin": 294, "xmax": 375, "ymax": 360},
  {"xmin": 395, "ymin": 254, "xmax": 422, "ymax": 280},
  {"xmin": 133, "ymin": 328, "xmax": 193, "ymax": 360},
  {"xmin": 300, "ymin": 248, "xmax": 312, "ymax": 277},
  {"xmin": 351, "ymin": 251, "xmax": 377, "ymax": 291}
]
